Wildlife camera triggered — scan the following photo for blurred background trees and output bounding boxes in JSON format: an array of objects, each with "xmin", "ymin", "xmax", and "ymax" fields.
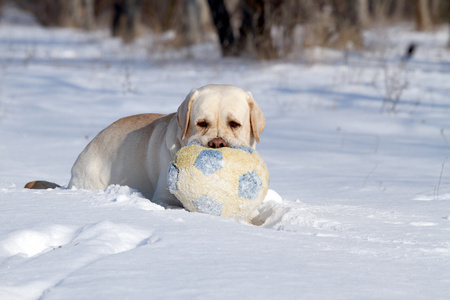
[{"xmin": 2, "ymin": 0, "xmax": 449, "ymax": 58}]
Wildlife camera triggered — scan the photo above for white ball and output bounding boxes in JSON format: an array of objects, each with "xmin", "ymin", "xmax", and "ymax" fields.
[{"xmin": 168, "ymin": 143, "xmax": 269, "ymax": 220}]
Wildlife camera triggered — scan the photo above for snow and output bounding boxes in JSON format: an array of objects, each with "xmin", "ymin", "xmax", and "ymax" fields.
[{"xmin": 1, "ymin": 6, "xmax": 450, "ymax": 299}]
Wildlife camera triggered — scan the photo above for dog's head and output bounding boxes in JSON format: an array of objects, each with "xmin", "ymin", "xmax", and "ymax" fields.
[{"xmin": 177, "ymin": 84, "xmax": 265, "ymax": 148}]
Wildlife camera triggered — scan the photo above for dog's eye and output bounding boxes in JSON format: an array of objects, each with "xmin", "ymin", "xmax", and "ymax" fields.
[
  {"xmin": 197, "ymin": 121, "xmax": 208, "ymax": 128},
  {"xmin": 229, "ymin": 121, "xmax": 241, "ymax": 129}
]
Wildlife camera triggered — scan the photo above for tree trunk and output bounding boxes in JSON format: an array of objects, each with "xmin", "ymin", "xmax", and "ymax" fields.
[
  {"xmin": 244, "ymin": 0, "xmax": 278, "ymax": 59},
  {"xmin": 302, "ymin": 0, "xmax": 363, "ymax": 50},
  {"xmin": 112, "ymin": 0, "xmax": 142, "ymax": 43},
  {"xmin": 330, "ymin": 0, "xmax": 363, "ymax": 49},
  {"xmin": 358, "ymin": 0, "xmax": 371, "ymax": 28},
  {"xmin": 183, "ymin": 0, "xmax": 208, "ymax": 45},
  {"xmin": 207, "ymin": 0, "xmax": 278, "ymax": 59},
  {"xmin": 392, "ymin": 0, "xmax": 407, "ymax": 21},
  {"xmin": 416, "ymin": 0, "xmax": 433, "ymax": 31},
  {"xmin": 207, "ymin": 0, "xmax": 236, "ymax": 56},
  {"xmin": 82, "ymin": 0, "xmax": 95, "ymax": 30},
  {"xmin": 64, "ymin": 0, "xmax": 95, "ymax": 29}
]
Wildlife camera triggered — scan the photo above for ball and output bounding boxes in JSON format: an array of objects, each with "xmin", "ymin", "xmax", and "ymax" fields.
[{"xmin": 167, "ymin": 143, "xmax": 269, "ymax": 220}]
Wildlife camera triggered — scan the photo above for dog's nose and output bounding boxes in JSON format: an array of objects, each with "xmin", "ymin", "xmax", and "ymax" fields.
[{"xmin": 208, "ymin": 138, "xmax": 227, "ymax": 148}]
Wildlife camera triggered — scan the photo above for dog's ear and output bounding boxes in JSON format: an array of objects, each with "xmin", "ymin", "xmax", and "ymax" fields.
[
  {"xmin": 246, "ymin": 91, "xmax": 265, "ymax": 144},
  {"xmin": 177, "ymin": 88, "xmax": 199, "ymax": 140}
]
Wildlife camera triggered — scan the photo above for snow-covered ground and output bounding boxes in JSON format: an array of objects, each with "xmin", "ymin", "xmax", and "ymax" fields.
[{"xmin": 1, "ymin": 6, "xmax": 450, "ymax": 300}]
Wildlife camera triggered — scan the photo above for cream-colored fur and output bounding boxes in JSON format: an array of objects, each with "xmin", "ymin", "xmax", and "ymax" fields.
[{"xmin": 67, "ymin": 84, "xmax": 265, "ymax": 207}]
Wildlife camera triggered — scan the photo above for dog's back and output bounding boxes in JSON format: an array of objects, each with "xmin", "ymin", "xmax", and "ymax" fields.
[{"xmin": 25, "ymin": 113, "xmax": 167, "ymax": 193}]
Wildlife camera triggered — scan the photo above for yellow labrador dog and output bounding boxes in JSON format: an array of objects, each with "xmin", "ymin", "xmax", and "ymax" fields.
[{"xmin": 25, "ymin": 84, "xmax": 265, "ymax": 207}]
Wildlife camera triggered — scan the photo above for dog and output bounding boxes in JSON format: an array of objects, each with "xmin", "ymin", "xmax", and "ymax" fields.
[{"xmin": 25, "ymin": 84, "xmax": 265, "ymax": 207}]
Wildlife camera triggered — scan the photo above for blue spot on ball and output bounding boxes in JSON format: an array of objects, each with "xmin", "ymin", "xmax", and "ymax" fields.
[
  {"xmin": 238, "ymin": 171, "xmax": 262, "ymax": 200},
  {"xmin": 194, "ymin": 150, "xmax": 224, "ymax": 176},
  {"xmin": 187, "ymin": 141, "xmax": 202, "ymax": 146},
  {"xmin": 194, "ymin": 196, "xmax": 223, "ymax": 216},
  {"xmin": 167, "ymin": 164, "xmax": 179, "ymax": 193}
]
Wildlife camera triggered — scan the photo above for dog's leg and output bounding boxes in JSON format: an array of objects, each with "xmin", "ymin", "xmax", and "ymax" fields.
[{"xmin": 24, "ymin": 180, "xmax": 61, "ymax": 189}]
